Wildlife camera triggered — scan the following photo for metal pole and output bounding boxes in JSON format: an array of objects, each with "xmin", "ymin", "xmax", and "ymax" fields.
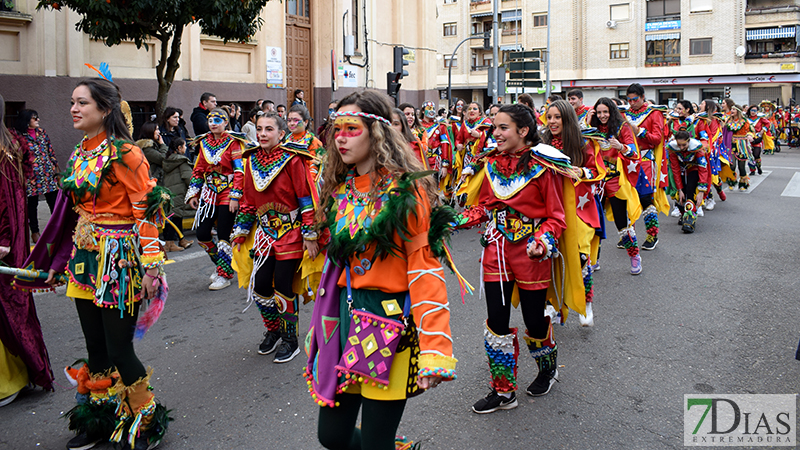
[
  {"xmin": 448, "ymin": 36, "xmax": 486, "ymax": 109},
  {"xmin": 492, "ymin": 0, "xmax": 499, "ymax": 101},
  {"xmin": 545, "ymin": 0, "xmax": 552, "ymax": 99}
]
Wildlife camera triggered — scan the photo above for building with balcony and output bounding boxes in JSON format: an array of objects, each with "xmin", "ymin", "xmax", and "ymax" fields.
[{"xmin": 435, "ymin": 0, "xmax": 800, "ymax": 110}]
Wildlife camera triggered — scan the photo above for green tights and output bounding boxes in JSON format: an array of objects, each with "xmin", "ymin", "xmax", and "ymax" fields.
[{"xmin": 317, "ymin": 393, "xmax": 407, "ymax": 450}]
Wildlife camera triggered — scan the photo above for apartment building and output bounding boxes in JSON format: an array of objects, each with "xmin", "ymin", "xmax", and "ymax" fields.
[
  {"xmin": 0, "ymin": 0, "xmax": 437, "ymax": 159},
  {"xmin": 437, "ymin": 0, "xmax": 800, "ymax": 109}
]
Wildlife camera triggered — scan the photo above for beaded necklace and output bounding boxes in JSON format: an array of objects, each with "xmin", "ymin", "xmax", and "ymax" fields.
[
  {"xmin": 549, "ymin": 136, "xmax": 563, "ymax": 150},
  {"xmin": 727, "ymin": 118, "xmax": 746, "ymax": 132},
  {"xmin": 77, "ymin": 136, "xmax": 109, "ymax": 159},
  {"xmin": 333, "ymin": 170, "xmax": 395, "ymax": 239}
]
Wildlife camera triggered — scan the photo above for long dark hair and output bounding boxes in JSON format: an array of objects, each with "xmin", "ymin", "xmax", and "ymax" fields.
[
  {"xmin": 590, "ymin": 97, "xmax": 624, "ymax": 136},
  {"xmin": 392, "ymin": 108, "xmax": 417, "ymax": 144},
  {"xmin": 497, "ymin": 103, "xmax": 542, "ymax": 173},
  {"xmin": 541, "ymin": 100, "xmax": 585, "ymax": 167},
  {"xmin": 701, "ymin": 99, "xmax": 718, "ymax": 115},
  {"xmin": 76, "ymin": 79, "xmax": 133, "ymax": 142},
  {"xmin": 160, "ymin": 106, "xmax": 180, "ymax": 131},
  {"xmin": 14, "ymin": 109, "xmax": 38, "ymax": 134},
  {"xmin": 678, "ymin": 100, "xmax": 694, "ymax": 116},
  {"xmin": 138, "ymin": 121, "xmax": 159, "ymax": 141}
]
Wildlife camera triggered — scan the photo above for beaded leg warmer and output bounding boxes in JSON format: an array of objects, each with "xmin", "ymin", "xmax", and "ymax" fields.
[
  {"xmin": 738, "ymin": 175, "xmax": 750, "ymax": 190},
  {"xmin": 198, "ymin": 240, "xmax": 219, "ymax": 266},
  {"xmin": 582, "ymin": 260, "xmax": 594, "ymax": 304},
  {"xmin": 643, "ymin": 205, "xmax": 659, "ymax": 238},
  {"xmin": 619, "ymin": 226, "xmax": 639, "ymax": 257},
  {"xmin": 109, "ymin": 369, "xmax": 171, "ymax": 450},
  {"xmin": 523, "ymin": 323, "xmax": 558, "ymax": 374},
  {"xmin": 254, "ymin": 293, "xmax": 281, "ymax": 332},
  {"xmin": 483, "ymin": 322, "xmax": 519, "ymax": 393},
  {"xmin": 276, "ymin": 291, "xmax": 299, "ymax": 337},
  {"xmin": 64, "ymin": 364, "xmax": 118, "ymax": 439},
  {"xmin": 215, "ymin": 240, "xmax": 235, "ymax": 279}
]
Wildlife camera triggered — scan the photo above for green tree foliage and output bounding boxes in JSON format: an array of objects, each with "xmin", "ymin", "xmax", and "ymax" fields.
[{"xmin": 38, "ymin": 0, "xmax": 274, "ymax": 115}]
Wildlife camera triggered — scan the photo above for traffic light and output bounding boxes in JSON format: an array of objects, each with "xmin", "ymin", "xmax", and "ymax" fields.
[
  {"xmin": 387, "ymin": 71, "xmax": 401, "ymax": 106},
  {"xmin": 483, "ymin": 31, "xmax": 491, "ymax": 50},
  {"xmin": 724, "ymin": 86, "xmax": 731, "ymax": 98},
  {"xmin": 393, "ymin": 46, "xmax": 409, "ymax": 79}
]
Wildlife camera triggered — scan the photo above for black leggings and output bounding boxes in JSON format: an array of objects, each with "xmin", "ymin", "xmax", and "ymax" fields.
[
  {"xmin": 638, "ymin": 193, "xmax": 654, "ymax": 210},
  {"xmin": 679, "ymin": 171, "xmax": 700, "ymax": 207},
  {"xmin": 253, "ymin": 255, "xmax": 300, "ymax": 298},
  {"xmin": 195, "ymin": 207, "xmax": 236, "ymax": 243},
  {"xmin": 27, "ymin": 191, "xmax": 58, "ymax": 234},
  {"xmin": 485, "ymin": 281, "xmax": 549, "ymax": 339},
  {"xmin": 75, "ymin": 299, "xmax": 146, "ymax": 385},
  {"xmin": 318, "ymin": 394, "xmax": 407, "ymax": 450},
  {"xmin": 607, "ymin": 196, "xmax": 628, "ymax": 230},
  {"xmin": 733, "ymin": 159, "xmax": 747, "ymax": 178}
]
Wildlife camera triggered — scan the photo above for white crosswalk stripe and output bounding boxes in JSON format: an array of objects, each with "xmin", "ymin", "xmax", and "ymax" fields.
[
  {"xmin": 780, "ymin": 172, "xmax": 800, "ymax": 197},
  {"xmin": 725, "ymin": 170, "xmax": 771, "ymax": 194}
]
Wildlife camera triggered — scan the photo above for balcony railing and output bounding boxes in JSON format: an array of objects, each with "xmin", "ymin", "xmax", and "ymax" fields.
[
  {"xmin": 746, "ymin": 50, "xmax": 799, "ymax": 59},
  {"xmin": 471, "ymin": 64, "xmax": 490, "ymax": 72}
]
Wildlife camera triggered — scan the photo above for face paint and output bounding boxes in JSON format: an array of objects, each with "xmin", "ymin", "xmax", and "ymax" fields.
[{"xmin": 333, "ymin": 116, "xmax": 364, "ymax": 139}]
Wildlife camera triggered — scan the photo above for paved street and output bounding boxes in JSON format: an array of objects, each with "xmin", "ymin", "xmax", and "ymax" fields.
[{"xmin": 2, "ymin": 149, "xmax": 800, "ymax": 450}]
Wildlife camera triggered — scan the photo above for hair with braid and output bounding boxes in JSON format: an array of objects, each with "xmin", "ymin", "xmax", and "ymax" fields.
[{"xmin": 317, "ymin": 90, "xmax": 434, "ymax": 224}]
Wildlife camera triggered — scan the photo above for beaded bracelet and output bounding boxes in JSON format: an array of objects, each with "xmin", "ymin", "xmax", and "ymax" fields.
[{"xmin": 418, "ymin": 367, "xmax": 457, "ymax": 380}]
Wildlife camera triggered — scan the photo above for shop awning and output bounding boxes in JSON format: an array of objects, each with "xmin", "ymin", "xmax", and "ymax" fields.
[
  {"xmin": 501, "ymin": 9, "xmax": 522, "ymax": 22},
  {"xmin": 471, "ymin": 12, "xmax": 492, "ymax": 18},
  {"xmin": 645, "ymin": 32, "xmax": 680, "ymax": 41},
  {"xmin": 746, "ymin": 26, "xmax": 796, "ymax": 41},
  {"xmin": 500, "ymin": 44, "xmax": 523, "ymax": 51}
]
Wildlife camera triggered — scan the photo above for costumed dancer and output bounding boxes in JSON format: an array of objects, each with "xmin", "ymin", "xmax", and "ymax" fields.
[
  {"xmin": 399, "ymin": 103, "xmax": 427, "ymax": 145},
  {"xmin": 587, "ymin": 97, "xmax": 642, "ymax": 278},
  {"xmin": 694, "ymin": 100, "xmax": 726, "ymax": 212},
  {"xmin": 391, "ymin": 108, "xmax": 429, "ymax": 167},
  {"xmin": 623, "ymin": 83, "xmax": 668, "ymax": 251},
  {"xmin": 231, "ymin": 113, "xmax": 320, "ymax": 364},
  {"xmin": 285, "ymin": 104, "xmax": 325, "ymax": 196},
  {"xmin": 0, "ymin": 98, "xmax": 54, "ymax": 407},
  {"xmin": 567, "ymin": 89, "xmax": 593, "ymax": 128},
  {"xmin": 186, "ymin": 108, "xmax": 255, "ymax": 290},
  {"xmin": 721, "ymin": 107, "xmax": 755, "ymax": 191},
  {"xmin": 746, "ymin": 104, "xmax": 772, "ymax": 174},
  {"xmin": 419, "ymin": 101, "xmax": 451, "ymax": 176},
  {"xmin": 667, "ymin": 131, "xmax": 708, "ymax": 234},
  {"xmin": 542, "ymin": 100, "xmax": 606, "ymax": 326},
  {"xmin": 453, "ymin": 102, "xmax": 495, "ymax": 206},
  {"xmin": 456, "ymin": 104, "xmax": 579, "ymax": 413},
  {"xmin": 305, "ymin": 91, "xmax": 460, "ymax": 449},
  {"xmin": 759, "ymin": 100, "xmax": 780, "ymax": 153},
  {"xmin": 38, "ymin": 78, "xmax": 171, "ymax": 450},
  {"xmin": 665, "ymin": 100, "xmax": 697, "ymax": 217}
]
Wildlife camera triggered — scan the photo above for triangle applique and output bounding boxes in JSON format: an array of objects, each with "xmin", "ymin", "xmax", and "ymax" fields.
[
  {"xmin": 321, "ymin": 316, "xmax": 340, "ymax": 344},
  {"xmin": 46, "ymin": 243, "xmax": 54, "ymax": 257}
]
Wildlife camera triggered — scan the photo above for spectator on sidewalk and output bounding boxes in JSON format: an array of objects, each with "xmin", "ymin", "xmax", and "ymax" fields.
[
  {"xmin": 136, "ymin": 122, "xmax": 168, "ymax": 185},
  {"xmin": 242, "ymin": 108, "xmax": 259, "ymax": 143},
  {"xmin": 160, "ymin": 106, "xmax": 188, "ymax": 147},
  {"xmin": 291, "ymin": 89, "xmax": 306, "ymax": 107},
  {"xmin": 191, "ymin": 92, "xmax": 217, "ymax": 136},
  {"xmin": 13, "ymin": 109, "xmax": 59, "ymax": 243},
  {"xmin": 163, "ymin": 137, "xmax": 194, "ymax": 252}
]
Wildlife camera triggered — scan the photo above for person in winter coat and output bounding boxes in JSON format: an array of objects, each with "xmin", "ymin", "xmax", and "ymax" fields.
[
  {"xmin": 191, "ymin": 92, "xmax": 217, "ymax": 136},
  {"xmin": 136, "ymin": 122, "xmax": 168, "ymax": 185},
  {"xmin": 162, "ymin": 137, "xmax": 194, "ymax": 252}
]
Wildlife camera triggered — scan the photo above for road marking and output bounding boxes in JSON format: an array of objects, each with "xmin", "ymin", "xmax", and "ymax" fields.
[
  {"xmin": 781, "ymin": 172, "xmax": 800, "ymax": 197},
  {"xmin": 726, "ymin": 170, "xmax": 771, "ymax": 194},
  {"xmin": 763, "ymin": 166, "xmax": 800, "ymax": 170},
  {"xmin": 165, "ymin": 250, "xmax": 207, "ymax": 264}
]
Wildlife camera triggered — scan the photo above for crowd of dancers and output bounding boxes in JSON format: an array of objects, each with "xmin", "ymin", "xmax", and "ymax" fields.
[{"xmin": 0, "ymin": 69, "xmax": 790, "ymax": 450}]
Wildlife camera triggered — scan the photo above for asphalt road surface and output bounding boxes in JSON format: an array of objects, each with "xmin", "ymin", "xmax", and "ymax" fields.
[{"xmin": 2, "ymin": 148, "xmax": 800, "ymax": 450}]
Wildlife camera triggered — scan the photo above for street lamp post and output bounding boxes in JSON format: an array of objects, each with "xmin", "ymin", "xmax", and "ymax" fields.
[
  {"xmin": 545, "ymin": 0, "xmax": 551, "ymax": 99},
  {"xmin": 447, "ymin": 35, "xmax": 486, "ymax": 109}
]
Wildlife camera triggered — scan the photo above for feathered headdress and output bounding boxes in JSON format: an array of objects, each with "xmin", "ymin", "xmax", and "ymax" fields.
[{"xmin": 85, "ymin": 62, "xmax": 113, "ymax": 82}]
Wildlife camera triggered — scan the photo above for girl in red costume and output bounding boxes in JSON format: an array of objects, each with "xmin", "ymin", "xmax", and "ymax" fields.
[
  {"xmin": 746, "ymin": 104, "xmax": 772, "ymax": 175},
  {"xmin": 391, "ymin": 108, "xmax": 428, "ymax": 167},
  {"xmin": 231, "ymin": 112, "xmax": 320, "ymax": 363},
  {"xmin": 457, "ymin": 104, "xmax": 573, "ymax": 413},
  {"xmin": 542, "ymin": 100, "xmax": 605, "ymax": 325},
  {"xmin": 453, "ymin": 102, "xmax": 495, "ymax": 205},
  {"xmin": 694, "ymin": 100, "xmax": 726, "ymax": 211},
  {"xmin": 587, "ymin": 98, "xmax": 642, "ymax": 279},
  {"xmin": 186, "ymin": 108, "xmax": 254, "ymax": 290}
]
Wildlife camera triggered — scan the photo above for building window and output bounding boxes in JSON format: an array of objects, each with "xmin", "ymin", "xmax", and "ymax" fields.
[
  {"xmin": 444, "ymin": 55, "xmax": 458, "ymax": 68},
  {"xmin": 610, "ymin": 43, "xmax": 630, "ymax": 59},
  {"xmin": 646, "ymin": 38, "xmax": 680, "ymax": 66},
  {"xmin": 471, "ymin": 19, "xmax": 492, "ymax": 36},
  {"xmin": 690, "ymin": 38, "xmax": 712, "ymax": 55},
  {"xmin": 701, "ymin": 88, "xmax": 724, "ymax": 101},
  {"xmin": 690, "ymin": 0, "xmax": 712, "ymax": 12},
  {"xmin": 444, "ymin": 0, "xmax": 457, "ymax": 4},
  {"xmin": 443, "ymin": 22, "xmax": 457, "ymax": 37},
  {"xmin": 502, "ymin": 20, "xmax": 522, "ymax": 36},
  {"xmin": 533, "ymin": 14, "xmax": 547, "ymax": 27},
  {"xmin": 471, "ymin": 50, "xmax": 492, "ymax": 71},
  {"xmin": 746, "ymin": 28, "xmax": 799, "ymax": 59},
  {"xmin": 610, "ymin": 3, "xmax": 630, "ymax": 21},
  {"xmin": 646, "ymin": 0, "xmax": 680, "ymax": 21},
  {"xmin": 351, "ymin": 0, "xmax": 360, "ymax": 52}
]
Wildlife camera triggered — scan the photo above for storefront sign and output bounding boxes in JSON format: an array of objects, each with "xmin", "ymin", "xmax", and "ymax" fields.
[
  {"xmin": 645, "ymin": 20, "xmax": 681, "ymax": 32},
  {"xmin": 567, "ymin": 73, "xmax": 800, "ymax": 88}
]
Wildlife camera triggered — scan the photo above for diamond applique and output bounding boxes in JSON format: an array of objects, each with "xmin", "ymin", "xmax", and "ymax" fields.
[
  {"xmin": 75, "ymin": 262, "xmax": 85, "ymax": 275},
  {"xmin": 381, "ymin": 299, "xmax": 402, "ymax": 316},
  {"xmin": 382, "ymin": 327, "xmax": 399, "ymax": 345},
  {"xmin": 375, "ymin": 361, "xmax": 388, "ymax": 374},
  {"xmin": 344, "ymin": 348, "xmax": 359, "ymax": 368},
  {"xmin": 367, "ymin": 361, "xmax": 375, "ymax": 370},
  {"xmin": 380, "ymin": 348, "xmax": 392, "ymax": 358},
  {"xmin": 348, "ymin": 335, "xmax": 360, "ymax": 346},
  {"xmin": 361, "ymin": 334, "xmax": 378, "ymax": 357}
]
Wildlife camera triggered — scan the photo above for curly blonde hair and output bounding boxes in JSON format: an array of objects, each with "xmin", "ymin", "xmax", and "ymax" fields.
[{"xmin": 316, "ymin": 90, "xmax": 435, "ymax": 224}]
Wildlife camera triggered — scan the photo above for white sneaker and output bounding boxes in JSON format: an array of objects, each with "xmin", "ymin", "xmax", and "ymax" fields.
[
  {"xmin": 545, "ymin": 305, "xmax": 559, "ymax": 324},
  {"xmin": 210, "ymin": 270, "xmax": 218, "ymax": 282},
  {"xmin": 209, "ymin": 275, "xmax": 231, "ymax": 291},
  {"xmin": 0, "ymin": 390, "xmax": 19, "ymax": 407},
  {"xmin": 670, "ymin": 205, "xmax": 681, "ymax": 217},
  {"xmin": 704, "ymin": 197, "xmax": 716, "ymax": 211},
  {"xmin": 578, "ymin": 303, "xmax": 594, "ymax": 327},
  {"xmin": 697, "ymin": 206, "xmax": 704, "ymax": 217}
]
